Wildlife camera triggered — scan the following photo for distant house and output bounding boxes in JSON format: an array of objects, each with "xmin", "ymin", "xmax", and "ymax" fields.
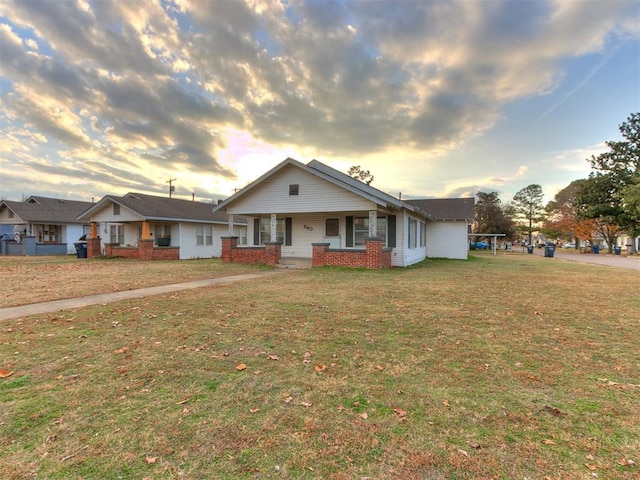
[
  {"xmin": 77, "ymin": 192, "xmax": 247, "ymax": 260},
  {"xmin": 0, "ymin": 196, "xmax": 92, "ymax": 255},
  {"xmin": 213, "ymin": 157, "xmax": 474, "ymax": 268}
]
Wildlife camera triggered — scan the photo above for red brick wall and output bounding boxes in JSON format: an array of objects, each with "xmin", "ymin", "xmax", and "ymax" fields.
[
  {"xmin": 221, "ymin": 236, "xmax": 280, "ymax": 266},
  {"xmin": 312, "ymin": 238, "xmax": 391, "ymax": 269},
  {"xmin": 104, "ymin": 242, "xmax": 179, "ymax": 260}
]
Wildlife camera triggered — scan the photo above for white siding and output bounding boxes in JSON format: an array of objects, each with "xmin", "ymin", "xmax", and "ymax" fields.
[
  {"xmin": 64, "ymin": 225, "xmax": 85, "ymax": 254},
  {"xmin": 228, "ymin": 165, "xmax": 376, "ymax": 214},
  {"xmin": 178, "ymin": 223, "xmax": 231, "ymax": 259},
  {"xmin": 90, "ymin": 202, "xmax": 142, "ymax": 222},
  {"xmin": 425, "ymin": 221, "xmax": 468, "ymax": 259},
  {"xmin": 391, "ymin": 211, "xmax": 426, "ymax": 267}
]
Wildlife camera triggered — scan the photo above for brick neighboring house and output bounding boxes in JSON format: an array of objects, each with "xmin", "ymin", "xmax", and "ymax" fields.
[
  {"xmin": 213, "ymin": 157, "xmax": 474, "ymax": 268},
  {"xmin": 77, "ymin": 192, "xmax": 247, "ymax": 260},
  {"xmin": 0, "ymin": 196, "xmax": 92, "ymax": 255}
]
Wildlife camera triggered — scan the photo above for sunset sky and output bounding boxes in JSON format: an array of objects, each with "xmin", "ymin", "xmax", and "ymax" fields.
[{"xmin": 1, "ymin": 0, "xmax": 638, "ymax": 205}]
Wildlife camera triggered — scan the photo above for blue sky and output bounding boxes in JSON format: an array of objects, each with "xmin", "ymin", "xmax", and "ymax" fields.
[{"xmin": 1, "ymin": 0, "xmax": 638, "ymax": 205}]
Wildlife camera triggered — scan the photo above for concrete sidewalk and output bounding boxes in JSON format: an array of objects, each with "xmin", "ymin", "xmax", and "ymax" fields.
[{"xmin": 0, "ymin": 270, "xmax": 293, "ymax": 322}]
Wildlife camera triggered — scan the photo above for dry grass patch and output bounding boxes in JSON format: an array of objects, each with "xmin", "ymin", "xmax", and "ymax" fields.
[
  {"xmin": 1, "ymin": 254, "xmax": 639, "ymax": 479},
  {"xmin": 0, "ymin": 256, "xmax": 263, "ymax": 308}
]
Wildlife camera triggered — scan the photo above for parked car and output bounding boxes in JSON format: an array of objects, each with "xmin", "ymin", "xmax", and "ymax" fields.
[
  {"xmin": 470, "ymin": 241, "xmax": 490, "ymax": 250},
  {"xmin": 562, "ymin": 243, "xmax": 576, "ymax": 249}
]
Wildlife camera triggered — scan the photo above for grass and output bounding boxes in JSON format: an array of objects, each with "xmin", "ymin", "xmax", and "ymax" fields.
[
  {"xmin": 1, "ymin": 253, "xmax": 639, "ymax": 479},
  {"xmin": 0, "ymin": 256, "xmax": 263, "ymax": 308}
]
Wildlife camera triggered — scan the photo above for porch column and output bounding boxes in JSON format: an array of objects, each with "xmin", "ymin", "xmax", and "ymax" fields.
[
  {"xmin": 270, "ymin": 213, "xmax": 277, "ymax": 243},
  {"xmin": 141, "ymin": 220, "xmax": 151, "ymax": 239},
  {"xmin": 228, "ymin": 214, "xmax": 234, "ymax": 236},
  {"xmin": 90, "ymin": 221, "xmax": 98, "ymax": 238},
  {"xmin": 368, "ymin": 210, "xmax": 377, "ymax": 237}
]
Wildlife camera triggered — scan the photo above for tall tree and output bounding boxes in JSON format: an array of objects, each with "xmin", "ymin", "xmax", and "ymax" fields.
[
  {"xmin": 512, "ymin": 184, "xmax": 545, "ymax": 245},
  {"xmin": 587, "ymin": 112, "xmax": 640, "ymax": 251},
  {"xmin": 473, "ymin": 191, "xmax": 516, "ymax": 239},
  {"xmin": 347, "ymin": 165, "xmax": 374, "ymax": 185}
]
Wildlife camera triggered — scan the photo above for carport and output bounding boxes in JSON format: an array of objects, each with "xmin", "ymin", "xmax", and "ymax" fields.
[{"xmin": 469, "ymin": 233, "xmax": 506, "ymax": 255}]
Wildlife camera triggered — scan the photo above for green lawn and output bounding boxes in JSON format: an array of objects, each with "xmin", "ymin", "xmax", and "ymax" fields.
[{"xmin": 1, "ymin": 254, "xmax": 638, "ymax": 479}]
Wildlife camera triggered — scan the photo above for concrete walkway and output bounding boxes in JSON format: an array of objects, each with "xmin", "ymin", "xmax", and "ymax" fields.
[{"xmin": 0, "ymin": 270, "xmax": 293, "ymax": 322}]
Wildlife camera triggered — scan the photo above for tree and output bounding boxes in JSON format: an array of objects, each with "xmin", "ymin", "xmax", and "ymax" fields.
[
  {"xmin": 512, "ymin": 184, "xmax": 545, "ymax": 245},
  {"xmin": 587, "ymin": 112, "xmax": 640, "ymax": 251},
  {"xmin": 544, "ymin": 179, "xmax": 586, "ymax": 248},
  {"xmin": 473, "ymin": 191, "xmax": 516, "ymax": 239},
  {"xmin": 347, "ymin": 165, "xmax": 374, "ymax": 185},
  {"xmin": 574, "ymin": 174, "xmax": 622, "ymax": 253}
]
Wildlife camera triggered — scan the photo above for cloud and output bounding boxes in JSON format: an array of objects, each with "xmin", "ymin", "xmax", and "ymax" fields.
[{"xmin": 0, "ymin": 0, "xmax": 638, "ymax": 200}]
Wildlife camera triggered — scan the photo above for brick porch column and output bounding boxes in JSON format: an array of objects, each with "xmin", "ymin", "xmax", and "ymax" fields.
[
  {"xmin": 365, "ymin": 237, "xmax": 384, "ymax": 269},
  {"xmin": 138, "ymin": 239, "xmax": 154, "ymax": 260},
  {"xmin": 264, "ymin": 242, "xmax": 281, "ymax": 266},
  {"xmin": 312, "ymin": 243, "xmax": 329, "ymax": 267},
  {"xmin": 87, "ymin": 237, "xmax": 101, "ymax": 258},
  {"xmin": 222, "ymin": 236, "xmax": 238, "ymax": 263}
]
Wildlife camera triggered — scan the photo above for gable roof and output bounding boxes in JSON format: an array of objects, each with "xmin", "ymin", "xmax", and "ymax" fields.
[
  {"xmin": 78, "ymin": 192, "xmax": 244, "ymax": 224},
  {"xmin": 0, "ymin": 196, "xmax": 93, "ymax": 224},
  {"xmin": 405, "ymin": 198, "xmax": 475, "ymax": 221},
  {"xmin": 213, "ymin": 157, "xmax": 433, "ymax": 218}
]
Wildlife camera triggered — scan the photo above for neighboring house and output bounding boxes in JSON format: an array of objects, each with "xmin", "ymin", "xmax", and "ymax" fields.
[
  {"xmin": 0, "ymin": 196, "xmax": 92, "ymax": 255},
  {"xmin": 77, "ymin": 192, "xmax": 247, "ymax": 260},
  {"xmin": 213, "ymin": 157, "xmax": 474, "ymax": 268}
]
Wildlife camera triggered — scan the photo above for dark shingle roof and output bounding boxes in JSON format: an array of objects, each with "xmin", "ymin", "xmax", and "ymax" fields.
[
  {"xmin": 405, "ymin": 198, "xmax": 475, "ymax": 221},
  {"xmin": 80, "ymin": 192, "xmax": 245, "ymax": 224},
  {"xmin": 0, "ymin": 196, "xmax": 94, "ymax": 224}
]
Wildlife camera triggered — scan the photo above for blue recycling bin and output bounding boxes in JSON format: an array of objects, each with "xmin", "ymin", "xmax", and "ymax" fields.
[
  {"xmin": 74, "ymin": 242, "xmax": 87, "ymax": 258},
  {"xmin": 614, "ymin": 246, "xmax": 622, "ymax": 255},
  {"xmin": 527, "ymin": 246, "xmax": 533, "ymax": 254},
  {"xmin": 592, "ymin": 245, "xmax": 599, "ymax": 254},
  {"xmin": 544, "ymin": 245, "xmax": 555, "ymax": 257}
]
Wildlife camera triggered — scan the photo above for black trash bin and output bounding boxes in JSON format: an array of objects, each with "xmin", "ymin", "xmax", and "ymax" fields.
[
  {"xmin": 527, "ymin": 246, "xmax": 533, "ymax": 254},
  {"xmin": 544, "ymin": 245, "xmax": 555, "ymax": 258},
  {"xmin": 614, "ymin": 246, "xmax": 622, "ymax": 256},
  {"xmin": 74, "ymin": 242, "xmax": 87, "ymax": 258}
]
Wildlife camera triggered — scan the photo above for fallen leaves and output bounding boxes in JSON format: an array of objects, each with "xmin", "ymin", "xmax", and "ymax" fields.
[
  {"xmin": 0, "ymin": 368, "xmax": 14, "ymax": 378},
  {"xmin": 235, "ymin": 363, "xmax": 247, "ymax": 371},
  {"xmin": 314, "ymin": 364, "xmax": 326, "ymax": 372},
  {"xmin": 145, "ymin": 456, "xmax": 157, "ymax": 464}
]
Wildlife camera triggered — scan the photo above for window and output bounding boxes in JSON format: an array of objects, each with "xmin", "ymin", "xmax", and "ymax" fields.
[
  {"xmin": 113, "ymin": 203, "xmax": 120, "ymax": 215},
  {"xmin": 260, "ymin": 218, "xmax": 284, "ymax": 245},
  {"xmin": 110, "ymin": 224, "xmax": 124, "ymax": 245},
  {"xmin": 196, "ymin": 225, "xmax": 213, "ymax": 246},
  {"xmin": 408, "ymin": 218, "xmax": 417, "ymax": 249},
  {"xmin": 420, "ymin": 221, "xmax": 426, "ymax": 247},
  {"xmin": 233, "ymin": 226, "xmax": 247, "ymax": 246},
  {"xmin": 353, "ymin": 217, "xmax": 387, "ymax": 247},
  {"xmin": 289, "ymin": 184, "xmax": 299, "ymax": 195},
  {"xmin": 325, "ymin": 218, "xmax": 339, "ymax": 237},
  {"xmin": 154, "ymin": 225, "xmax": 172, "ymax": 238},
  {"xmin": 36, "ymin": 224, "xmax": 61, "ymax": 243}
]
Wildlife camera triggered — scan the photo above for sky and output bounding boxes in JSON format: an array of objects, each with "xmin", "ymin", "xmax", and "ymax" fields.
[{"xmin": 1, "ymin": 0, "xmax": 639, "ymax": 206}]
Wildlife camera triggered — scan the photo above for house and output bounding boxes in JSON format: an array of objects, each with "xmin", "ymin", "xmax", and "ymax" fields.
[
  {"xmin": 77, "ymin": 192, "xmax": 247, "ymax": 260},
  {"xmin": 0, "ymin": 196, "xmax": 93, "ymax": 255},
  {"xmin": 212, "ymin": 158, "xmax": 474, "ymax": 268}
]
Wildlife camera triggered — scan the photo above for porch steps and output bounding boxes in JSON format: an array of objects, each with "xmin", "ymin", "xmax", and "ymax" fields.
[{"xmin": 276, "ymin": 257, "xmax": 312, "ymax": 269}]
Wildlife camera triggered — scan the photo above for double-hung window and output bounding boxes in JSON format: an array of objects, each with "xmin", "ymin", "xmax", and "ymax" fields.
[
  {"xmin": 260, "ymin": 218, "xmax": 284, "ymax": 245},
  {"xmin": 408, "ymin": 218, "xmax": 417, "ymax": 249},
  {"xmin": 353, "ymin": 217, "xmax": 387, "ymax": 247},
  {"xmin": 196, "ymin": 225, "xmax": 213, "ymax": 245}
]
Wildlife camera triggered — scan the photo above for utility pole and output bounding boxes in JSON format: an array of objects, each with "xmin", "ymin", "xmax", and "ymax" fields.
[{"xmin": 167, "ymin": 178, "xmax": 176, "ymax": 198}]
